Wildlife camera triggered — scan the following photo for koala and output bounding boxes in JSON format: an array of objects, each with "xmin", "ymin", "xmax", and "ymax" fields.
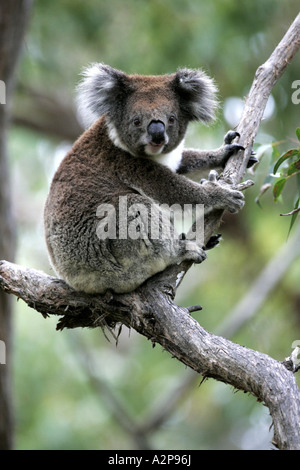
[{"xmin": 44, "ymin": 63, "xmax": 249, "ymax": 294}]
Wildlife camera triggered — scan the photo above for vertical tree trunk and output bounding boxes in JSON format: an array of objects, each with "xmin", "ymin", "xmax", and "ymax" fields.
[{"xmin": 0, "ymin": 0, "xmax": 32, "ymax": 449}]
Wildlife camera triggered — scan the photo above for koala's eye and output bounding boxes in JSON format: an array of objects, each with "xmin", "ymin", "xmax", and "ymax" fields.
[
  {"xmin": 133, "ymin": 118, "xmax": 141, "ymax": 127},
  {"xmin": 168, "ymin": 115, "xmax": 176, "ymax": 124}
]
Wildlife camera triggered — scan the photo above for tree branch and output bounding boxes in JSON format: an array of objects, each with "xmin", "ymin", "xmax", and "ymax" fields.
[
  {"xmin": 13, "ymin": 86, "xmax": 83, "ymax": 141},
  {"xmin": 1, "ymin": 13, "xmax": 300, "ymax": 450},
  {"xmin": 141, "ymin": 221, "xmax": 300, "ymax": 435},
  {"xmin": 1, "ymin": 258, "xmax": 300, "ymax": 449}
]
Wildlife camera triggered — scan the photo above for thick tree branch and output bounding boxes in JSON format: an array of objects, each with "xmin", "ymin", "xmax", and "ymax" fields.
[
  {"xmin": 143, "ymin": 221, "xmax": 300, "ymax": 435},
  {"xmin": 1, "ymin": 259, "xmax": 300, "ymax": 450},
  {"xmin": 0, "ymin": 13, "xmax": 300, "ymax": 450}
]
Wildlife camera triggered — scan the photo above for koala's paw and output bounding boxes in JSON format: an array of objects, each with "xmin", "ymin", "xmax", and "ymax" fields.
[
  {"xmin": 222, "ymin": 187, "xmax": 245, "ymax": 213},
  {"xmin": 222, "ymin": 131, "xmax": 245, "ymax": 164},
  {"xmin": 224, "ymin": 130, "xmax": 240, "ymax": 145},
  {"xmin": 223, "ymin": 131, "xmax": 258, "ymax": 169},
  {"xmin": 201, "ymin": 170, "xmax": 245, "ymax": 214},
  {"xmin": 247, "ymin": 150, "xmax": 259, "ymax": 168}
]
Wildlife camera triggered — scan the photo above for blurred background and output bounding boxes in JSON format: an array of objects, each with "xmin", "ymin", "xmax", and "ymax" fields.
[{"xmin": 3, "ymin": 0, "xmax": 300, "ymax": 449}]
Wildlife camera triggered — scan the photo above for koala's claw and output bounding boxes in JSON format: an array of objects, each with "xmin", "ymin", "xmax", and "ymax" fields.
[
  {"xmin": 200, "ymin": 169, "xmax": 219, "ymax": 185},
  {"xmin": 247, "ymin": 151, "xmax": 259, "ymax": 168},
  {"xmin": 224, "ymin": 130, "xmax": 240, "ymax": 145},
  {"xmin": 205, "ymin": 233, "xmax": 222, "ymax": 250},
  {"xmin": 208, "ymin": 169, "xmax": 219, "ymax": 182},
  {"xmin": 220, "ymin": 131, "xmax": 245, "ymax": 166},
  {"xmin": 235, "ymin": 179, "xmax": 254, "ymax": 191},
  {"xmin": 224, "ymin": 143, "xmax": 245, "ymax": 158}
]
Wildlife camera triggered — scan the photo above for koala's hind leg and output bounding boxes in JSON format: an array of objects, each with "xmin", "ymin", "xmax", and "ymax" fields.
[{"xmin": 98, "ymin": 195, "xmax": 206, "ymax": 293}]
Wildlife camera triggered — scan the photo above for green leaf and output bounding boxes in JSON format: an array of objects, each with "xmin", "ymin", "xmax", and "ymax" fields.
[
  {"xmin": 296, "ymin": 128, "xmax": 300, "ymax": 144},
  {"xmin": 273, "ymin": 149, "xmax": 299, "ymax": 174},
  {"xmin": 288, "ymin": 197, "xmax": 300, "ymax": 237},
  {"xmin": 273, "ymin": 178, "xmax": 286, "ymax": 201},
  {"xmin": 287, "ymin": 159, "xmax": 300, "ymax": 176}
]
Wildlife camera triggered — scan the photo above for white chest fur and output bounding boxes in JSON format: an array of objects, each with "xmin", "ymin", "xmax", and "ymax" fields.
[{"xmin": 147, "ymin": 140, "xmax": 184, "ymax": 172}]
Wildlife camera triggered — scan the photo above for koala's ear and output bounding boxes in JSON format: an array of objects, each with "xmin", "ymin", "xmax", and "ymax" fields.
[
  {"xmin": 76, "ymin": 63, "xmax": 130, "ymax": 128},
  {"xmin": 174, "ymin": 68, "xmax": 218, "ymax": 123}
]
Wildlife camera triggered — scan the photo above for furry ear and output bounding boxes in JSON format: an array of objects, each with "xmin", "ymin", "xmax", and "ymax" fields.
[
  {"xmin": 76, "ymin": 63, "xmax": 130, "ymax": 128},
  {"xmin": 174, "ymin": 68, "xmax": 218, "ymax": 123}
]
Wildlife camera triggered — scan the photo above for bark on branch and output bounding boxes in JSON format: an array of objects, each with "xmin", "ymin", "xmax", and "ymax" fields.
[{"xmin": 1, "ymin": 13, "xmax": 300, "ymax": 450}]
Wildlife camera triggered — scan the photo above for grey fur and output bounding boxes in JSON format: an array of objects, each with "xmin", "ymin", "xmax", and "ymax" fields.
[
  {"xmin": 45, "ymin": 64, "xmax": 244, "ymax": 294},
  {"xmin": 76, "ymin": 63, "xmax": 129, "ymax": 128},
  {"xmin": 175, "ymin": 68, "xmax": 218, "ymax": 122}
]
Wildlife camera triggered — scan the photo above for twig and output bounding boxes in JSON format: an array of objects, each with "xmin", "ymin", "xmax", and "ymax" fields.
[{"xmin": 280, "ymin": 207, "xmax": 300, "ymax": 217}]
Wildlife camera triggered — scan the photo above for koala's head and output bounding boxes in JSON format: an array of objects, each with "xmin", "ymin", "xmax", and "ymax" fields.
[{"xmin": 77, "ymin": 63, "xmax": 218, "ymax": 157}]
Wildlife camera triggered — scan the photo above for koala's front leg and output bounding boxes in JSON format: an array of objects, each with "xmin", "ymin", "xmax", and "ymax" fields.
[{"xmin": 178, "ymin": 130, "xmax": 257, "ymax": 175}]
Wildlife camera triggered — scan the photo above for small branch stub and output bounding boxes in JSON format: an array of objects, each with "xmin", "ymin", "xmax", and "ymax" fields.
[{"xmin": 283, "ymin": 347, "xmax": 300, "ymax": 373}]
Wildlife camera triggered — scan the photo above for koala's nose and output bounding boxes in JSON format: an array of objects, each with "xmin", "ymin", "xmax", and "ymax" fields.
[{"xmin": 147, "ymin": 120, "xmax": 166, "ymax": 144}]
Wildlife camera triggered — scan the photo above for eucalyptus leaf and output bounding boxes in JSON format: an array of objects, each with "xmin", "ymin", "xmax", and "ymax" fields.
[
  {"xmin": 273, "ymin": 178, "xmax": 287, "ymax": 201},
  {"xmin": 273, "ymin": 149, "xmax": 298, "ymax": 174},
  {"xmin": 288, "ymin": 197, "xmax": 300, "ymax": 237},
  {"xmin": 287, "ymin": 159, "xmax": 300, "ymax": 176}
]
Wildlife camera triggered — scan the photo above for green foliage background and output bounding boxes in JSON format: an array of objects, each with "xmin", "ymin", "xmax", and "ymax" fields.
[{"xmin": 8, "ymin": 0, "xmax": 300, "ymax": 449}]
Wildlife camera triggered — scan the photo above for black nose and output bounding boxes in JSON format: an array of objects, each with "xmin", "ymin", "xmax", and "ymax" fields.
[{"xmin": 147, "ymin": 120, "xmax": 165, "ymax": 144}]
